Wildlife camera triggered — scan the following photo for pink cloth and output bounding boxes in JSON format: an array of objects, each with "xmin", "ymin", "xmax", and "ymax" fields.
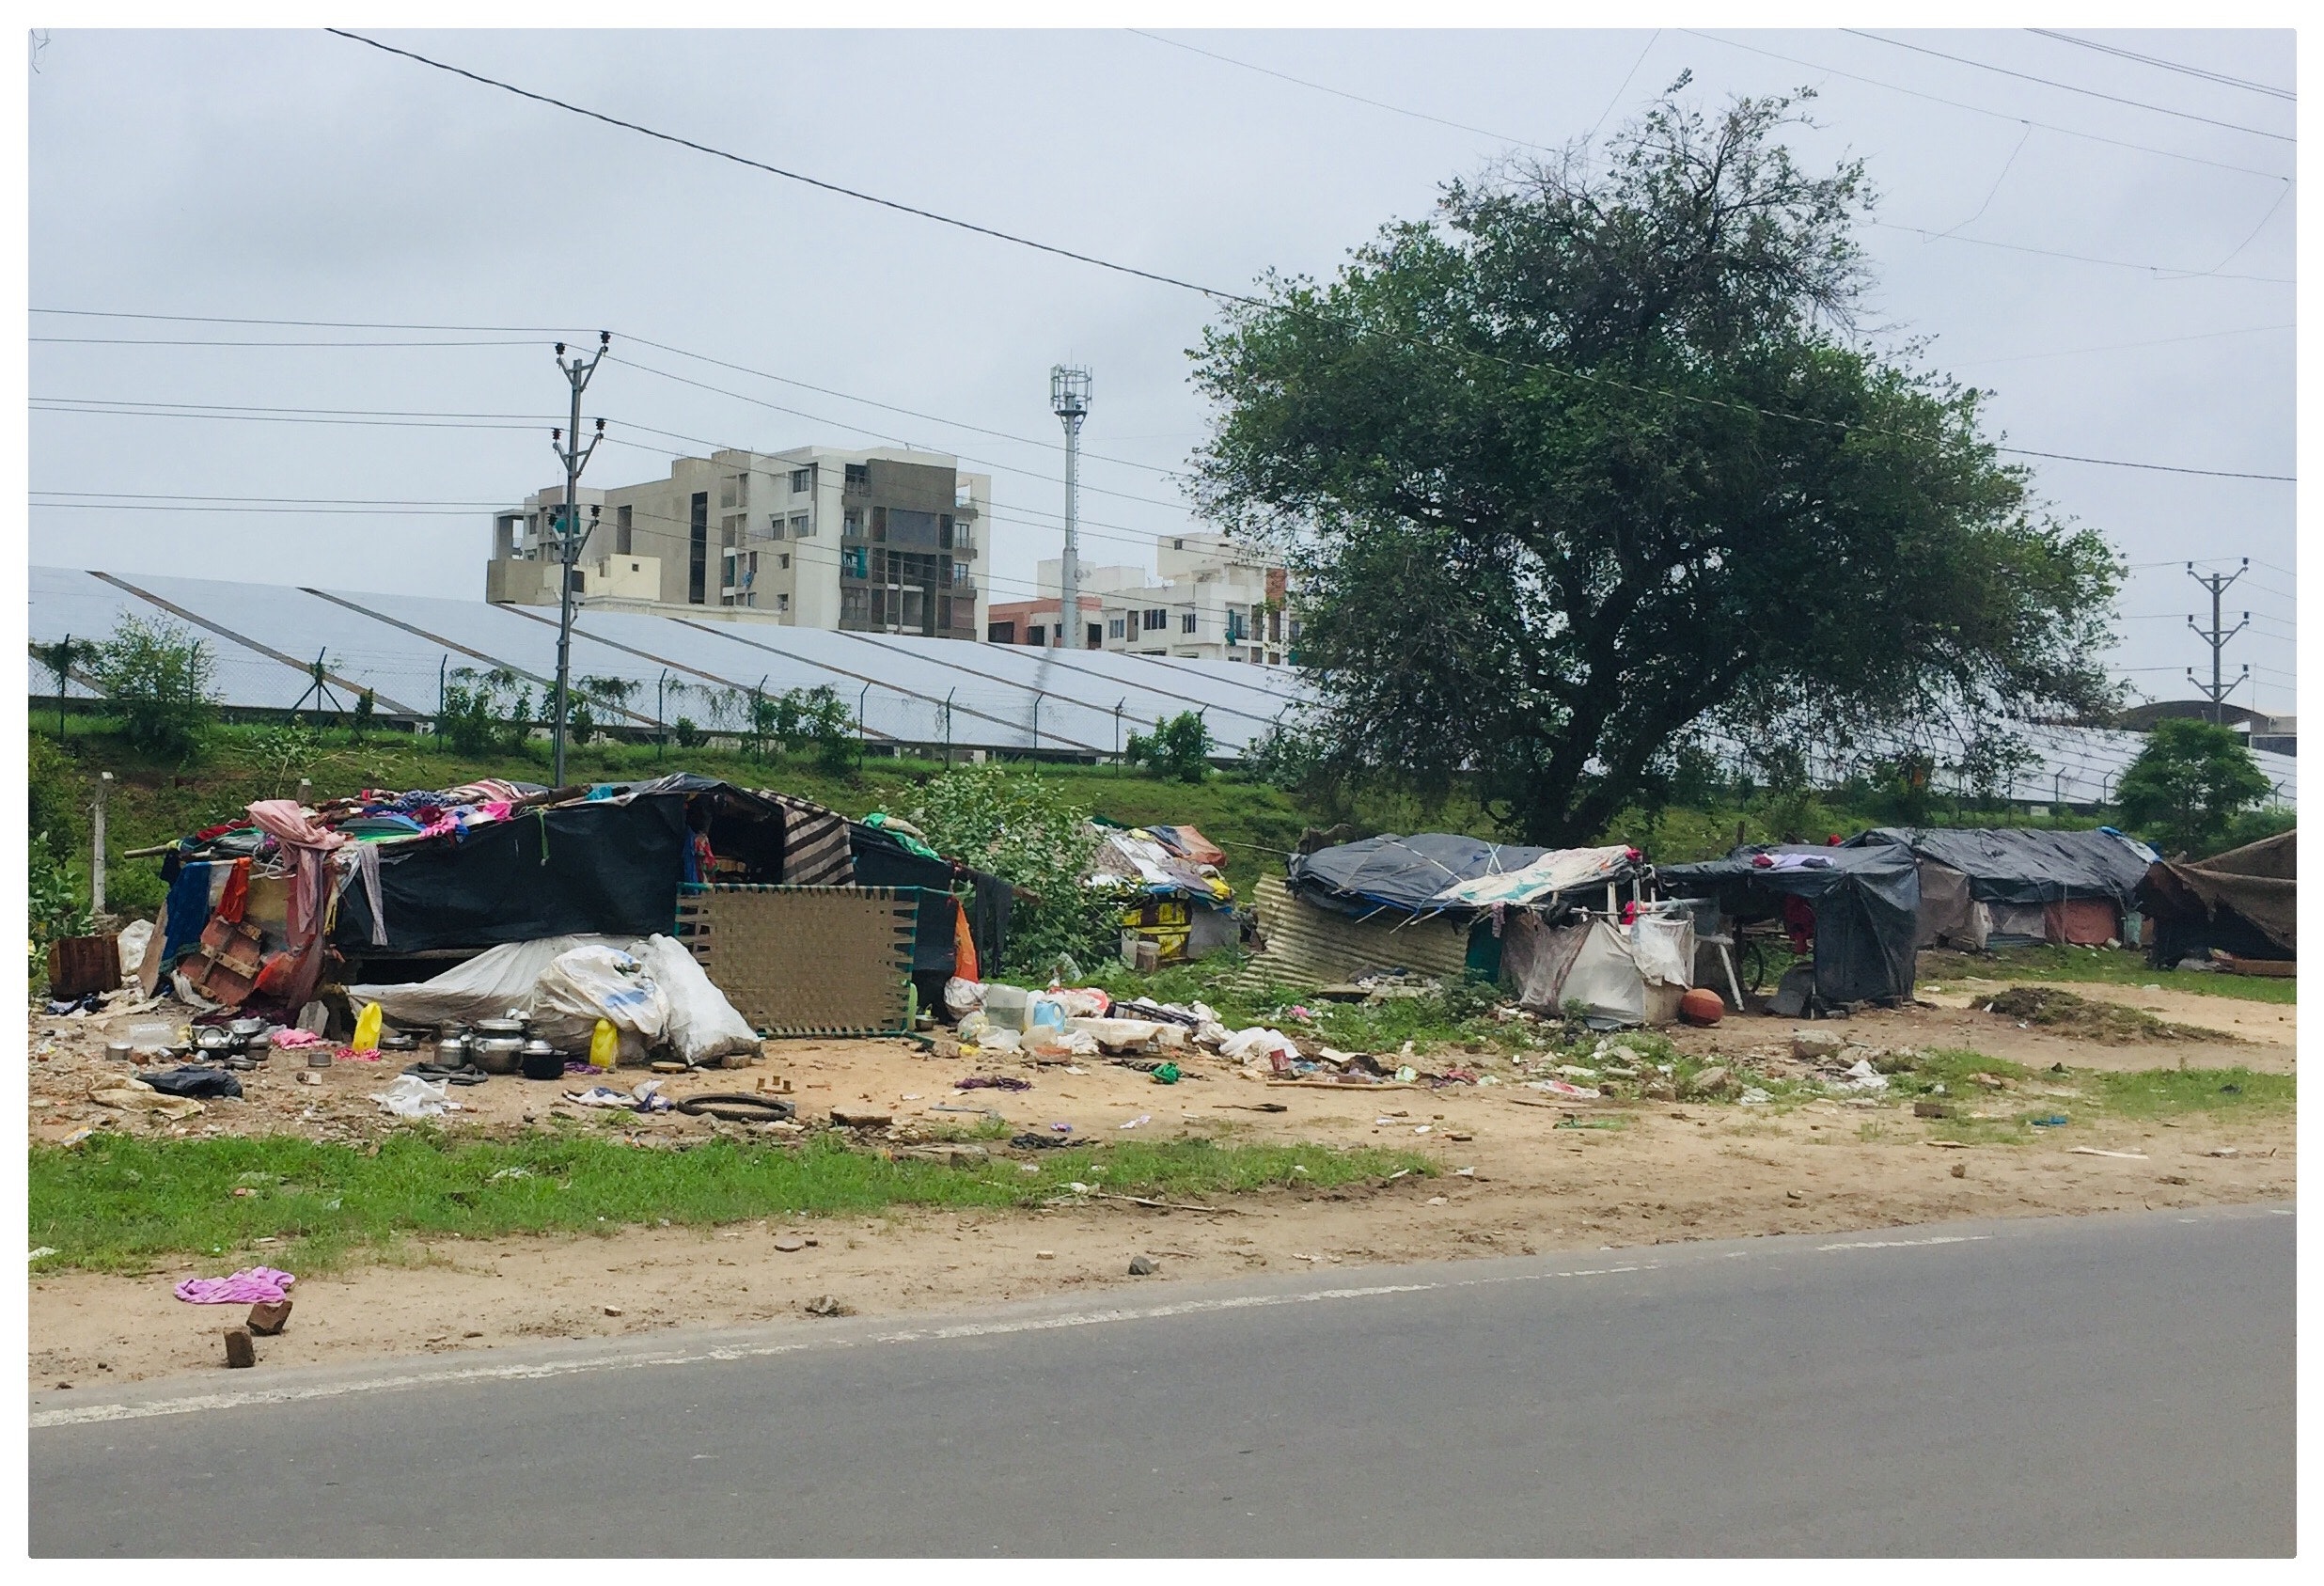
[
  {"xmin": 247, "ymin": 799, "xmax": 347, "ymax": 1007},
  {"xmin": 175, "ymin": 1266, "xmax": 295, "ymax": 1305},
  {"xmin": 271, "ymin": 1029, "xmax": 323, "ymax": 1048}
]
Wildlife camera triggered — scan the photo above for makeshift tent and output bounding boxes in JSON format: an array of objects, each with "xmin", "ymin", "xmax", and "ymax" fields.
[
  {"xmin": 1088, "ymin": 824, "xmax": 1241, "ymax": 964},
  {"xmin": 1846, "ymin": 826, "xmax": 2156, "ymax": 948},
  {"xmin": 1658, "ymin": 844, "xmax": 1921, "ymax": 1009},
  {"xmin": 1501, "ymin": 905, "xmax": 1696, "ymax": 1028},
  {"xmin": 2139, "ymin": 830, "xmax": 2295, "ymax": 968},
  {"xmin": 847, "ymin": 817, "xmax": 1012, "ymax": 1000}
]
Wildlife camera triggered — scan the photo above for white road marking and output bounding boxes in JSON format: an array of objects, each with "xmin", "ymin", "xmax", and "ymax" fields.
[{"xmin": 1816, "ymin": 1235, "xmax": 1992, "ymax": 1252}]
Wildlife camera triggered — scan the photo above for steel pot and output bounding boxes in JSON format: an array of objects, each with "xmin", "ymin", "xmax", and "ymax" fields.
[
  {"xmin": 228, "ymin": 1016, "xmax": 267, "ymax": 1041},
  {"xmin": 475, "ymin": 1017, "xmax": 527, "ymax": 1038},
  {"xmin": 194, "ymin": 1027, "xmax": 235, "ymax": 1052},
  {"xmin": 471, "ymin": 1036, "xmax": 524, "ymax": 1075}
]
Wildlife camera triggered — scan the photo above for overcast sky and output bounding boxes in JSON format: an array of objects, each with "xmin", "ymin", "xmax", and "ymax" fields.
[{"xmin": 27, "ymin": 26, "xmax": 2297, "ymax": 714}]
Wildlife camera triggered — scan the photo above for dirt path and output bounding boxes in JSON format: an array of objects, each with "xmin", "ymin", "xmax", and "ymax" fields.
[{"xmin": 27, "ymin": 991, "xmax": 2296, "ymax": 1390}]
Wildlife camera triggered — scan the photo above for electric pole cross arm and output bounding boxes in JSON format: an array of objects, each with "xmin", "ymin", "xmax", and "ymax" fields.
[
  {"xmin": 2185, "ymin": 558, "xmax": 2253, "ymax": 726},
  {"xmin": 550, "ymin": 331, "xmax": 612, "ymax": 786}
]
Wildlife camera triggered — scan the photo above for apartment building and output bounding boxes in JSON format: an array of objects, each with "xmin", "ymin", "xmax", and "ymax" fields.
[
  {"xmin": 984, "ymin": 533, "xmax": 1295, "ymax": 665},
  {"xmin": 485, "ymin": 445, "xmax": 990, "ymax": 640}
]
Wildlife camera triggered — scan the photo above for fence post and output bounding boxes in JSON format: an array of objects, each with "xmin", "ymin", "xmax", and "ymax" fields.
[
  {"xmin": 1031, "ymin": 694, "xmax": 1041, "ymax": 756},
  {"xmin": 858, "ymin": 682, "xmax": 871, "ymax": 764},
  {"xmin": 1115, "ymin": 699, "xmax": 1125, "ymax": 764},
  {"xmin": 91, "ymin": 772, "xmax": 113, "ymax": 917},
  {"xmin": 944, "ymin": 688, "xmax": 955, "ymax": 766}
]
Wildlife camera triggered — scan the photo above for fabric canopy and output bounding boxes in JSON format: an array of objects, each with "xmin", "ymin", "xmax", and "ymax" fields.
[
  {"xmin": 1657, "ymin": 844, "xmax": 1921, "ymax": 1007},
  {"xmin": 1847, "ymin": 826, "xmax": 2155, "ymax": 904},
  {"xmin": 1432, "ymin": 844, "xmax": 1641, "ymax": 909},
  {"xmin": 2139, "ymin": 830, "xmax": 2295, "ymax": 961}
]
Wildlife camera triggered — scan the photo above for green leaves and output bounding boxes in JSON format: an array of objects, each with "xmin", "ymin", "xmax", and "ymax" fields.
[
  {"xmin": 1189, "ymin": 89, "xmax": 2121, "ymax": 845},
  {"xmin": 88, "ymin": 614, "xmax": 219, "ymax": 761},
  {"xmin": 2116, "ymin": 717, "xmax": 2273, "ymax": 857}
]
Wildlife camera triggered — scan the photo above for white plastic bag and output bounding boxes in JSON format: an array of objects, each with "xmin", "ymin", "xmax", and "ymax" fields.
[
  {"xmin": 117, "ymin": 919, "xmax": 154, "ymax": 981},
  {"xmin": 637, "ymin": 934, "xmax": 760, "ymax": 1067},
  {"xmin": 1219, "ymin": 1027, "xmax": 1300, "ymax": 1063},
  {"xmin": 370, "ymin": 1074, "xmax": 456, "ymax": 1119},
  {"xmin": 529, "ymin": 944, "xmax": 668, "ymax": 1055},
  {"xmin": 943, "ymin": 977, "xmax": 985, "ymax": 1017},
  {"xmin": 351, "ymin": 934, "xmax": 635, "ymax": 1029}
]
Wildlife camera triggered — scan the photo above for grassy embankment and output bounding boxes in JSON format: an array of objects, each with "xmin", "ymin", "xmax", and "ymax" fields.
[{"xmin": 1919, "ymin": 944, "xmax": 2297, "ymax": 1006}]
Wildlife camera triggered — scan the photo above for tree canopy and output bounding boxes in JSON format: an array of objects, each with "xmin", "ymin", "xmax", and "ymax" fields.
[
  {"xmin": 1190, "ymin": 88, "xmax": 2122, "ymax": 845},
  {"xmin": 2116, "ymin": 717, "xmax": 2273, "ymax": 857}
]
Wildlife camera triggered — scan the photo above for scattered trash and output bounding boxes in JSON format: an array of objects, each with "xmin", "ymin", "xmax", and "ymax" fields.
[
  {"xmin": 2070, "ymin": 1147, "xmax": 2148, "ymax": 1160},
  {"xmin": 1127, "ymin": 1254, "xmax": 1159, "ymax": 1276},
  {"xmin": 2207, "ymin": 1148, "xmax": 2240, "ymax": 1158},
  {"xmin": 2030, "ymin": 1115, "xmax": 2069, "ymax": 1128},
  {"xmin": 772, "ymin": 1234, "xmax": 807, "ymax": 1252},
  {"xmin": 29, "ymin": 1247, "xmax": 59, "ymax": 1263},
  {"xmin": 1151, "ymin": 1062, "xmax": 1181, "ymax": 1085},
  {"xmin": 1738, "ymin": 1087, "xmax": 1772, "ymax": 1106},
  {"xmin": 1119, "ymin": 1113, "xmax": 1151, "ymax": 1130},
  {"xmin": 955, "ymin": 1074, "xmax": 1032, "ymax": 1092},
  {"xmin": 1528, "ymin": 1078, "xmax": 1601, "ymax": 1099},
  {"xmin": 602, "ymin": 1305, "xmax": 624, "ymax": 1317},
  {"xmin": 804, "ymin": 1295, "xmax": 852, "ymax": 1317},
  {"xmin": 370, "ymin": 1075, "xmax": 459, "ymax": 1119},
  {"xmin": 1035, "ymin": 1249, "xmax": 1055, "ymax": 1260},
  {"xmin": 1010, "ymin": 1132, "xmax": 1073, "ymax": 1151}
]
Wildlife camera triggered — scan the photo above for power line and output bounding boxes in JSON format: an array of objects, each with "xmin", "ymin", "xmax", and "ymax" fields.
[
  {"xmin": 29, "ymin": 335, "xmax": 540, "ymax": 348},
  {"xmin": 2025, "ymin": 30, "xmax": 2295, "ymax": 101},
  {"xmin": 1124, "ymin": 29, "xmax": 1559, "ymax": 154},
  {"xmin": 1681, "ymin": 30, "xmax": 2291, "ymax": 181},
  {"xmin": 1867, "ymin": 219, "xmax": 2291, "ymax": 284},
  {"xmin": 325, "ymin": 35, "xmax": 2300, "ymax": 487},
  {"xmin": 1841, "ymin": 30, "xmax": 2294, "ymax": 142}
]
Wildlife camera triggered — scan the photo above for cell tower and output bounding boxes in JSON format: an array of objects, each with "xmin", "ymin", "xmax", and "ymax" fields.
[{"xmin": 1051, "ymin": 365, "xmax": 1091, "ymax": 649}]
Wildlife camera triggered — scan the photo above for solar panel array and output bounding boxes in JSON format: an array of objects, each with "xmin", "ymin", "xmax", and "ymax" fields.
[
  {"xmin": 26, "ymin": 565, "xmax": 2295, "ymax": 808},
  {"xmin": 26, "ymin": 566, "xmax": 1306, "ymax": 757}
]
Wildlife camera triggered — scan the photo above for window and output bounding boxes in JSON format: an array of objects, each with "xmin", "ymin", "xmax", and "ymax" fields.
[
  {"xmin": 688, "ymin": 492, "xmax": 708, "ymax": 604},
  {"xmin": 844, "ymin": 463, "xmax": 870, "ymax": 489},
  {"xmin": 721, "ymin": 513, "xmax": 743, "ymax": 546},
  {"xmin": 842, "ymin": 545, "xmax": 868, "ymax": 579},
  {"xmin": 939, "ymin": 514, "xmax": 954, "ymax": 550},
  {"xmin": 791, "ymin": 467, "xmax": 811, "ymax": 495},
  {"xmin": 952, "ymin": 560, "xmax": 969, "ymax": 585},
  {"xmin": 1087, "ymin": 622, "xmax": 1103, "ymax": 649},
  {"xmin": 791, "ymin": 513, "xmax": 811, "ymax": 539},
  {"xmin": 719, "ymin": 479, "xmax": 737, "ymax": 510},
  {"xmin": 777, "ymin": 592, "xmax": 791, "ymax": 613},
  {"xmin": 1181, "ymin": 611, "xmax": 1198, "ymax": 634},
  {"xmin": 1287, "ymin": 618, "xmax": 1302, "ymax": 644},
  {"xmin": 939, "ymin": 596, "xmax": 953, "ymax": 631},
  {"xmin": 842, "ymin": 510, "xmax": 861, "ymax": 538},
  {"xmin": 1270, "ymin": 608, "xmax": 1283, "ymax": 643},
  {"xmin": 872, "ymin": 506, "xmax": 887, "ymax": 542},
  {"xmin": 989, "ymin": 620, "xmax": 1017, "ymax": 644},
  {"xmin": 1028, "ymin": 625, "xmax": 1046, "ymax": 646},
  {"xmin": 1172, "ymin": 537, "xmax": 1186, "ymax": 550},
  {"xmin": 778, "ymin": 554, "xmax": 791, "ymax": 571},
  {"xmin": 762, "ymin": 515, "xmax": 784, "ymax": 541},
  {"xmin": 1142, "ymin": 608, "xmax": 1168, "ymax": 632},
  {"xmin": 616, "ymin": 504, "xmax": 633, "ymax": 556},
  {"xmin": 1107, "ymin": 617, "xmax": 1125, "ymax": 639}
]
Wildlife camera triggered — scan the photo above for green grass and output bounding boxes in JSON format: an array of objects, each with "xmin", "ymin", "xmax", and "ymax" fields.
[
  {"xmin": 1885, "ymin": 1045, "xmax": 2295, "ymax": 1141},
  {"xmin": 2081, "ymin": 1067, "xmax": 2295, "ymax": 1122},
  {"xmin": 27, "ymin": 1129, "xmax": 1432, "ymax": 1275},
  {"xmin": 1919, "ymin": 944, "xmax": 2297, "ymax": 1006}
]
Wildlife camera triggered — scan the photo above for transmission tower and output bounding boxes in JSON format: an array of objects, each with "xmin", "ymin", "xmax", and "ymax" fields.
[{"xmin": 2185, "ymin": 559, "xmax": 2251, "ymax": 725}]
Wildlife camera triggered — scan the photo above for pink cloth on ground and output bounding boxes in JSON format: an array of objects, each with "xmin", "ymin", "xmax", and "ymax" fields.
[
  {"xmin": 175, "ymin": 1266, "xmax": 296, "ymax": 1305},
  {"xmin": 271, "ymin": 1029, "xmax": 323, "ymax": 1048}
]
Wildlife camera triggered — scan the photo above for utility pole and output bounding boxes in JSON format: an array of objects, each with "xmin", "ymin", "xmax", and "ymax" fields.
[
  {"xmin": 551, "ymin": 332, "xmax": 611, "ymax": 786},
  {"xmin": 1050, "ymin": 366, "xmax": 1091, "ymax": 651},
  {"xmin": 91, "ymin": 772, "xmax": 113, "ymax": 918},
  {"xmin": 2185, "ymin": 559, "xmax": 2251, "ymax": 726}
]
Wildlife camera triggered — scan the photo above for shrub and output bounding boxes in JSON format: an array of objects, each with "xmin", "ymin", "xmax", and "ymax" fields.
[
  {"xmin": 904, "ymin": 764, "xmax": 1127, "ymax": 976},
  {"xmin": 1126, "ymin": 711, "xmax": 1215, "ymax": 783},
  {"xmin": 88, "ymin": 615, "xmax": 217, "ymax": 759},
  {"xmin": 2116, "ymin": 717, "xmax": 2272, "ymax": 857},
  {"xmin": 439, "ymin": 667, "xmax": 534, "ymax": 757}
]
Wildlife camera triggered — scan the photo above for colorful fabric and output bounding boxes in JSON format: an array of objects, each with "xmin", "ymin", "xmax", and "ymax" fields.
[
  {"xmin": 174, "ymin": 1266, "xmax": 295, "ymax": 1305},
  {"xmin": 216, "ymin": 858, "xmax": 251, "ymax": 924}
]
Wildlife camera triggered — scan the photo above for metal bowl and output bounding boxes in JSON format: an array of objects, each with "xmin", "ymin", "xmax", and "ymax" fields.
[
  {"xmin": 194, "ymin": 1027, "xmax": 235, "ymax": 1051},
  {"xmin": 475, "ymin": 1017, "xmax": 527, "ymax": 1038},
  {"xmin": 228, "ymin": 1016, "xmax": 267, "ymax": 1040}
]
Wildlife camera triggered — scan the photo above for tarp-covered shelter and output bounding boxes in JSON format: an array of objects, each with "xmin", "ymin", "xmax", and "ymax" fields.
[
  {"xmin": 1263, "ymin": 833, "xmax": 1674, "ymax": 1021},
  {"xmin": 1658, "ymin": 844, "xmax": 1921, "ymax": 1009},
  {"xmin": 1845, "ymin": 826, "xmax": 2156, "ymax": 949},
  {"xmin": 2139, "ymin": 830, "xmax": 2295, "ymax": 968}
]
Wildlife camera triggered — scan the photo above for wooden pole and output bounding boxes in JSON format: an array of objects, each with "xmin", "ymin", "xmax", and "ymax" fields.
[{"xmin": 91, "ymin": 772, "xmax": 113, "ymax": 917}]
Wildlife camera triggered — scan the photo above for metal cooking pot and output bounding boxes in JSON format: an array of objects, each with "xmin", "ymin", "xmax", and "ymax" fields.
[
  {"xmin": 228, "ymin": 1016, "xmax": 267, "ymax": 1040},
  {"xmin": 194, "ymin": 1027, "xmax": 235, "ymax": 1051},
  {"xmin": 471, "ymin": 1036, "xmax": 524, "ymax": 1075},
  {"xmin": 475, "ymin": 1017, "xmax": 527, "ymax": 1038},
  {"xmin": 519, "ymin": 1040, "xmax": 565, "ymax": 1081}
]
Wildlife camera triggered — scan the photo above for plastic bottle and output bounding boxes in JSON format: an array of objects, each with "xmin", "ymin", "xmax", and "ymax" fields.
[
  {"xmin": 589, "ymin": 1018, "xmax": 619, "ymax": 1070},
  {"xmin": 1029, "ymin": 995, "xmax": 1067, "ymax": 1034},
  {"xmin": 351, "ymin": 1002, "xmax": 384, "ymax": 1052}
]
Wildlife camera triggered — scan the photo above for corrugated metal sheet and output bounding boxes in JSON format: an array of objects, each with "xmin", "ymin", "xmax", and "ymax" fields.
[{"xmin": 1241, "ymin": 873, "xmax": 1470, "ymax": 988}]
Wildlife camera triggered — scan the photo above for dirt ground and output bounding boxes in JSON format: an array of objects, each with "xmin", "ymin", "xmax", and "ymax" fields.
[{"xmin": 26, "ymin": 977, "xmax": 2296, "ymax": 1390}]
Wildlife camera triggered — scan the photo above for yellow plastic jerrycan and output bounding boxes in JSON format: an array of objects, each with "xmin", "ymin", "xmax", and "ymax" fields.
[
  {"xmin": 589, "ymin": 1018, "xmax": 619, "ymax": 1071},
  {"xmin": 351, "ymin": 1002, "xmax": 384, "ymax": 1052}
]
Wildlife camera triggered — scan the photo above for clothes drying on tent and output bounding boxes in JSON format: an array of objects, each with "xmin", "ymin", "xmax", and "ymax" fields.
[{"xmin": 1658, "ymin": 844, "xmax": 1920, "ymax": 1010}]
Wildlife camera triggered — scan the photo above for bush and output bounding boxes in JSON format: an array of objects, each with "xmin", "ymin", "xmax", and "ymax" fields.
[
  {"xmin": 904, "ymin": 764, "xmax": 1128, "ymax": 976},
  {"xmin": 439, "ymin": 667, "xmax": 534, "ymax": 757},
  {"xmin": 29, "ymin": 837, "xmax": 91, "ymax": 969},
  {"xmin": 88, "ymin": 615, "xmax": 217, "ymax": 759},
  {"xmin": 1125, "ymin": 711, "xmax": 1215, "ymax": 783}
]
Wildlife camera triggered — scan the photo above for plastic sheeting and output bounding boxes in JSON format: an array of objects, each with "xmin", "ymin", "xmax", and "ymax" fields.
[
  {"xmin": 1501, "ymin": 913, "xmax": 1693, "ymax": 1028},
  {"xmin": 1289, "ymin": 833, "xmax": 1548, "ymax": 917},
  {"xmin": 2140, "ymin": 830, "xmax": 2297, "ymax": 962},
  {"xmin": 1432, "ymin": 845, "xmax": 1641, "ymax": 909},
  {"xmin": 1658, "ymin": 845, "xmax": 1920, "ymax": 1008},
  {"xmin": 1847, "ymin": 826, "xmax": 2154, "ymax": 905}
]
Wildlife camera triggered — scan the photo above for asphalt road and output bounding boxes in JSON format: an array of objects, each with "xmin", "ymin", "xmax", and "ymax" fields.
[{"xmin": 31, "ymin": 1203, "xmax": 2294, "ymax": 1556}]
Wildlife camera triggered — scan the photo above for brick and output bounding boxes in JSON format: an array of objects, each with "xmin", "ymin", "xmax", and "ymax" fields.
[
  {"xmin": 223, "ymin": 1327, "xmax": 256, "ymax": 1369},
  {"xmin": 246, "ymin": 1299, "xmax": 292, "ymax": 1335}
]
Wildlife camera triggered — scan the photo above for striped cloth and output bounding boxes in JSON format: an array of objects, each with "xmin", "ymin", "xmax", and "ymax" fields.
[{"xmin": 761, "ymin": 791, "xmax": 855, "ymax": 886}]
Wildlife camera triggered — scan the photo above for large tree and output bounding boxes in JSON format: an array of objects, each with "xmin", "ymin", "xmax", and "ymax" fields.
[{"xmin": 1191, "ymin": 89, "xmax": 2122, "ymax": 845}]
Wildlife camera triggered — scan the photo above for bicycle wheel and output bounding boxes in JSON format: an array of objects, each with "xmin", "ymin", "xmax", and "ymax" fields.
[{"xmin": 1743, "ymin": 938, "xmax": 1772, "ymax": 995}]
